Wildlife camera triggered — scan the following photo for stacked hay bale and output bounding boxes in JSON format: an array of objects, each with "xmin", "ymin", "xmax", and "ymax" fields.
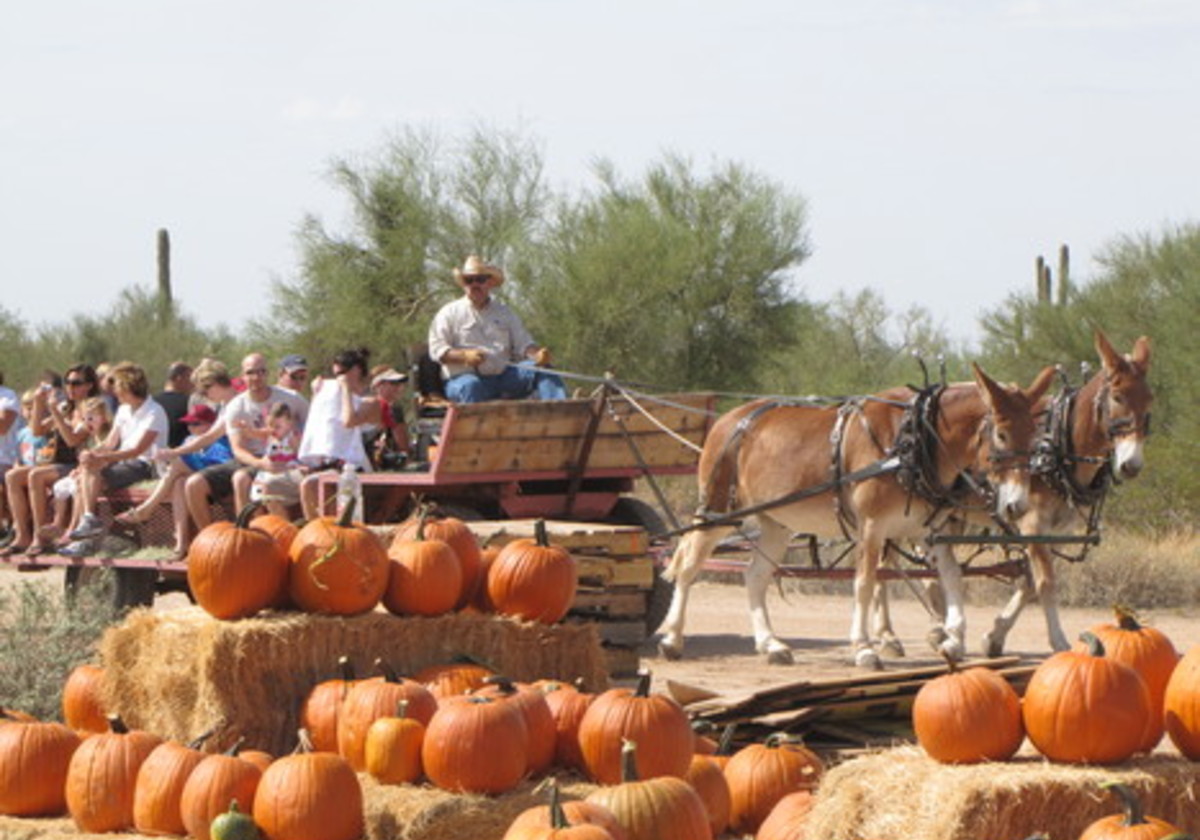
[
  {"xmin": 805, "ymin": 746, "xmax": 1200, "ymax": 840},
  {"xmin": 99, "ymin": 606, "xmax": 607, "ymax": 756}
]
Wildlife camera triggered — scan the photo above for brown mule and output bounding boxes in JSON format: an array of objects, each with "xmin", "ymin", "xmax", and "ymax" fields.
[{"xmin": 659, "ymin": 363, "xmax": 1056, "ymax": 669}]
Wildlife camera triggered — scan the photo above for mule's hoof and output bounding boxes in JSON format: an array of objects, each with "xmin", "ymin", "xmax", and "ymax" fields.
[
  {"xmin": 939, "ymin": 638, "xmax": 966, "ymax": 662},
  {"xmin": 658, "ymin": 640, "xmax": 683, "ymax": 661},
  {"xmin": 854, "ymin": 648, "xmax": 883, "ymax": 670},
  {"xmin": 766, "ymin": 648, "xmax": 794, "ymax": 666},
  {"xmin": 926, "ymin": 626, "xmax": 949, "ymax": 653},
  {"xmin": 980, "ymin": 633, "xmax": 1004, "ymax": 659},
  {"xmin": 879, "ymin": 638, "xmax": 906, "ymax": 659}
]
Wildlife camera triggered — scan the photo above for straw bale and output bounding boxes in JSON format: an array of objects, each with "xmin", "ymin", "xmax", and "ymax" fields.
[
  {"xmin": 98, "ymin": 606, "xmax": 608, "ymax": 755},
  {"xmin": 806, "ymin": 745, "xmax": 1200, "ymax": 840},
  {"xmin": 0, "ymin": 815, "xmax": 141, "ymax": 839}
]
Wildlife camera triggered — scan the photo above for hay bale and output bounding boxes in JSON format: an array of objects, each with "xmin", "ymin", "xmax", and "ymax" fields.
[
  {"xmin": 363, "ymin": 776, "xmax": 598, "ymax": 840},
  {"xmin": 99, "ymin": 606, "xmax": 608, "ymax": 756},
  {"xmin": 807, "ymin": 746, "xmax": 1200, "ymax": 840}
]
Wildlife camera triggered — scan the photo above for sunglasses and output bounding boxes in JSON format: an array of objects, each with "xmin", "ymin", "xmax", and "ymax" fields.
[
  {"xmin": 462, "ymin": 275, "xmax": 491, "ymax": 285},
  {"xmin": 286, "ymin": 370, "xmax": 308, "ymax": 379}
]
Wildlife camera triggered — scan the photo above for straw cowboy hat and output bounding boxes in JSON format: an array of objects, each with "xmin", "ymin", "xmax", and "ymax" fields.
[{"xmin": 453, "ymin": 255, "xmax": 505, "ymax": 287}]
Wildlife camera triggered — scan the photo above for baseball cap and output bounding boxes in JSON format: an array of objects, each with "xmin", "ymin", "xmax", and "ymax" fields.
[
  {"xmin": 179, "ymin": 404, "xmax": 218, "ymax": 425},
  {"xmin": 279, "ymin": 354, "xmax": 308, "ymax": 372},
  {"xmin": 371, "ymin": 368, "xmax": 409, "ymax": 388}
]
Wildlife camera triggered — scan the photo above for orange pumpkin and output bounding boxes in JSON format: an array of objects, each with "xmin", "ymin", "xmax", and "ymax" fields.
[
  {"xmin": 1023, "ymin": 632, "xmax": 1150, "ymax": 764},
  {"xmin": 487, "ymin": 519, "xmax": 578, "ymax": 623},
  {"xmin": 685, "ymin": 752, "xmax": 731, "ymax": 837},
  {"xmin": 1085, "ymin": 606, "xmax": 1180, "ymax": 753},
  {"xmin": 724, "ymin": 733, "xmax": 824, "ymax": 836},
  {"xmin": 188, "ymin": 503, "xmax": 291, "ymax": 619},
  {"xmin": 65, "ymin": 715, "xmax": 162, "ymax": 833},
  {"xmin": 62, "ymin": 663, "xmax": 108, "ymax": 734},
  {"xmin": 507, "ymin": 779, "xmax": 629, "ymax": 840},
  {"xmin": 251, "ymin": 507, "xmax": 301, "ymax": 607},
  {"xmin": 0, "ymin": 707, "xmax": 37, "ymax": 724},
  {"xmin": 393, "ymin": 506, "xmax": 482, "ymax": 609},
  {"xmin": 1078, "ymin": 782, "xmax": 1181, "ymax": 840},
  {"xmin": 239, "ymin": 748, "xmax": 275, "ymax": 773},
  {"xmin": 178, "ymin": 740, "xmax": 263, "ymax": 840},
  {"xmin": 300, "ymin": 655, "xmax": 358, "ymax": 753},
  {"xmin": 422, "ymin": 694, "xmax": 529, "ymax": 794},
  {"xmin": 473, "ymin": 676, "xmax": 557, "ymax": 777},
  {"xmin": 383, "ymin": 522, "xmax": 463, "ymax": 616},
  {"xmin": 0, "ymin": 720, "xmax": 80, "ymax": 816},
  {"xmin": 416, "ymin": 658, "xmax": 496, "ymax": 699},
  {"xmin": 912, "ymin": 659, "xmax": 1024, "ymax": 763},
  {"xmin": 337, "ymin": 659, "xmax": 437, "ymax": 771},
  {"xmin": 468, "ymin": 545, "xmax": 502, "ymax": 613},
  {"xmin": 254, "ymin": 730, "xmax": 364, "ymax": 840},
  {"xmin": 504, "ymin": 779, "xmax": 619, "ymax": 840},
  {"xmin": 288, "ymin": 502, "xmax": 390, "ymax": 615},
  {"xmin": 364, "ymin": 700, "xmax": 426, "ymax": 785},
  {"xmin": 132, "ymin": 729, "xmax": 215, "ymax": 835},
  {"xmin": 578, "ymin": 671, "xmax": 693, "ymax": 784},
  {"xmin": 585, "ymin": 739, "xmax": 711, "ymax": 840},
  {"xmin": 755, "ymin": 790, "xmax": 816, "ymax": 840},
  {"xmin": 536, "ymin": 679, "xmax": 595, "ymax": 771},
  {"xmin": 1164, "ymin": 643, "xmax": 1200, "ymax": 758}
]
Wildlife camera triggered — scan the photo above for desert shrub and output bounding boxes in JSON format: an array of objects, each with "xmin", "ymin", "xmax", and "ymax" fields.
[{"xmin": 0, "ymin": 571, "xmax": 121, "ymax": 719}]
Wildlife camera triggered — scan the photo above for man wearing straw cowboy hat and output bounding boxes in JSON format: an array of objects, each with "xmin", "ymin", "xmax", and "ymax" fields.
[{"xmin": 429, "ymin": 255, "xmax": 568, "ymax": 403}]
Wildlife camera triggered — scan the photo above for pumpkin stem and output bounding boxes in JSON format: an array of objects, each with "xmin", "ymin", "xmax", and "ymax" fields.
[
  {"xmin": 939, "ymin": 649, "xmax": 960, "ymax": 673},
  {"xmin": 106, "ymin": 713, "xmax": 130, "ymax": 734},
  {"xmin": 548, "ymin": 778, "xmax": 570, "ymax": 829},
  {"xmin": 186, "ymin": 724, "xmax": 219, "ymax": 750},
  {"xmin": 534, "ymin": 518, "xmax": 549, "ymax": 547},
  {"xmin": 1102, "ymin": 781, "xmax": 1148, "ymax": 826},
  {"xmin": 634, "ymin": 669, "xmax": 652, "ymax": 697},
  {"xmin": 235, "ymin": 501, "xmax": 264, "ymax": 529},
  {"xmin": 295, "ymin": 728, "xmax": 315, "ymax": 754},
  {"xmin": 483, "ymin": 675, "xmax": 518, "ymax": 695},
  {"xmin": 1079, "ymin": 631, "xmax": 1107, "ymax": 658},
  {"xmin": 224, "ymin": 735, "xmax": 247, "ymax": 756},
  {"xmin": 619, "ymin": 738, "xmax": 641, "ymax": 783},
  {"xmin": 716, "ymin": 723, "xmax": 737, "ymax": 756},
  {"xmin": 1114, "ymin": 605, "xmax": 1143, "ymax": 631},
  {"xmin": 374, "ymin": 658, "xmax": 402, "ymax": 683}
]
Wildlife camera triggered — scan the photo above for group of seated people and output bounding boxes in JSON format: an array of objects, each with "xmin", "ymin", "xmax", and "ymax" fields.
[
  {"xmin": 0, "ymin": 254, "xmax": 571, "ymax": 562},
  {"xmin": 0, "ymin": 350, "xmax": 412, "ymax": 561}
]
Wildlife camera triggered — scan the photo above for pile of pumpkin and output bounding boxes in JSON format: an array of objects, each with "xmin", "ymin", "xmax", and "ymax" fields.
[
  {"xmin": 913, "ymin": 606, "xmax": 1200, "ymax": 765},
  {"xmin": 0, "ymin": 662, "xmax": 823, "ymax": 839},
  {"xmin": 186, "ymin": 503, "xmax": 577, "ymax": 623}
]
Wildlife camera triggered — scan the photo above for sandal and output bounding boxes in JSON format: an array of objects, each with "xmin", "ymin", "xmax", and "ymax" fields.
[
  {"xmin": 25, "ymin": 544, "xmax": 45, "ymax": 557},
  {"xmin": 116, "ymin": 509, "xmax": 151, "ymax": 525},
  {"xmin": 0, "ymin": 544, "xmax": 30, "ymax": 558}
]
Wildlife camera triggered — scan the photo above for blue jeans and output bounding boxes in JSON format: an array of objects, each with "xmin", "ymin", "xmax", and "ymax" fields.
[{"xmin": 445, "ymin": 361, "xmax": 568, "ymax": 403}]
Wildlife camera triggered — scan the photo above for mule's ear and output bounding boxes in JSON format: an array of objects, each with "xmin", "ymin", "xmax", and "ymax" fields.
[
  {"xmin": 1095, "ymin": 328, "xmax": 1123, "ymax": 374},
  {"xmin": 1131, "ymin": 335, "xmax": 1152, "ymax": 370},
  {"xmin": 1027, "ymin": 365, "xmax": 1057, "ymax": 403},
  {"xmin": 971, "ymin": 362, "xmax": 1005, "ymax": 409}
]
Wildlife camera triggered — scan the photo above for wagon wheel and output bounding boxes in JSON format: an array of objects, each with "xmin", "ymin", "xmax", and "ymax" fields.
[{"xmin": 608, "ymin": 498, "xmax": 675, "ymax": 634}]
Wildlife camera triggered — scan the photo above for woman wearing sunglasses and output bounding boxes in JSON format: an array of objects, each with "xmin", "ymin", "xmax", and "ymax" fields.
[{"xmin": 1, "ymin": 364, "xmax": 99, "ymax": 556}]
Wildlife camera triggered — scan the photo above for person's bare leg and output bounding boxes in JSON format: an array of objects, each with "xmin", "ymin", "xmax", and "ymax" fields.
[
  {"xmin": 185, "ymin": 473, "xmax": 214, "ymax": 530},
  {"xmin": 3, "ymin": 467, "xmax": 32, "ymax": 548}
]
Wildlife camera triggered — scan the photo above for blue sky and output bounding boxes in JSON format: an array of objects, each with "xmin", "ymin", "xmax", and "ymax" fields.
[{"xmin": 2, "ymin": 1, "xmax": 1197, "ymax": 345}]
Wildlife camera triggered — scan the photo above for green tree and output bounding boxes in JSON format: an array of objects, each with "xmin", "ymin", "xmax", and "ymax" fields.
[
  {"xmin": 523, "ymin": 155, "xmax": 811, "ymax": 391},
  {"xmin": 763, "ymin": 290, "xmax": 961, "ymax": 398},
  {"xmin": 255, "ymin": 125, "xmax": 549, "ymax": 370}
]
